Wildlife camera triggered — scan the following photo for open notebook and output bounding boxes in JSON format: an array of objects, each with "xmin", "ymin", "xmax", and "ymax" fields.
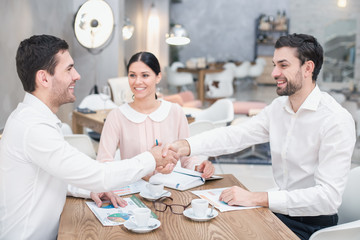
[{"xmin": 149, "ymin": 166, "xmax": 223, "ymax": 191}]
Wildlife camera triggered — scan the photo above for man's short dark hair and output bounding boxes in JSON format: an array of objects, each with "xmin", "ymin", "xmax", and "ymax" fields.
[
  {"xmin": 16, "ymin": 34, "xmax": 69, "ymax": 93},
  {"xmin": 275, "ymin": 33, "xmax": 323, "ymax": 81}
]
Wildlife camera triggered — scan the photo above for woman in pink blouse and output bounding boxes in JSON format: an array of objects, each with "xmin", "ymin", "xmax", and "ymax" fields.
[{"xmin": 97, "ymin": 52, "xmax": 214, "ymax": 179}]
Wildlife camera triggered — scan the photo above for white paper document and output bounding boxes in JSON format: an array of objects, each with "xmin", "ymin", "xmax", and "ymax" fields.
[
  {"xmin": 150, "ymin": 166, "xmax": 223, "ymax": 191},
  {"xmin": 112, "ymin": 179, "xmax": 148, "ymax": 196},
  {"xmin": 86, "ymin": 195, "xmax": 157, "ymax": 226},
  {"xmin": 191, "ymin": 187, "xmax": 260, "ymax": 212}
]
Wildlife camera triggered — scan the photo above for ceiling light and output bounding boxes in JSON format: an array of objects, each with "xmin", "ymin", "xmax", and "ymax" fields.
[
  {"xmin": 337, "ymin": 0, "xmax": 347, "ymax": 7},
  {"xmin": 122, "ymin": 17, "xmax": 134, "ymax": 40},
  {"xmin": 166, "ymin": 24, "xmax": 190, "ymax": 46}
]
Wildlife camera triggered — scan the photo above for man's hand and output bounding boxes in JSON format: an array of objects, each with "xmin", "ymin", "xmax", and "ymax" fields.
[
  {"xmin": 90, "ymin": 191, "xmax": 127, "ymax": 208},
  {"xmin": 162, "ymin": 140, "xmax": 191, "ymax": 158},
  {"xmin": 150, "ymin": 145, "xmax": 179, "ymax": 168},
  {"xmin": 219, "ymin": 186, "xmax": 268, "ymax": 207},
  {"xmin": 195, "ymin": 160, "xmax": 215, "ymax": 179},
  {"xmin": 156, "ymin": 163, "xmax": 176, "ymax": 174}
]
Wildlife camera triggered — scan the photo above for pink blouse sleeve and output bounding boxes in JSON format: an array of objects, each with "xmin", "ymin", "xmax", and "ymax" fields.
[{"xmin": 96, "ymin": 109, "xmax": 121, "ymax": 162}]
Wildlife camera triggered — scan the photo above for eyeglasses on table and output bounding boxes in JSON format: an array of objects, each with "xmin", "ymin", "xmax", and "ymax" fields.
[{"xmin": 153, "ymin": 196, "xmax": 191, "ymax": 215}]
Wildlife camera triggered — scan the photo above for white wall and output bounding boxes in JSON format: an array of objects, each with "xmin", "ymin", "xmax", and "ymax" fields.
[
  {"xmin": 0, "ymin": 0, "xmax": 125, "ymax": 127},
  {"xmin": 0, "ymin": 0, "xmax": 75, "ymax": 128},
  {"xmin": 170, "ymin": 0, "xmax": 289, "ymax": 62}
]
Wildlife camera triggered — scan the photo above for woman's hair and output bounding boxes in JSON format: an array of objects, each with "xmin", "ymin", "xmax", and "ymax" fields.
[{"xmin": 127, "ymin": 51, "xmax": 161, "ymax": 75}]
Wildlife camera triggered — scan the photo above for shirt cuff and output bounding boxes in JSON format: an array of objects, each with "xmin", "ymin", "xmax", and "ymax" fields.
[
  {"xmin": 138, "ymin": 151, "xmax": 156, "ymax": 174},
  {"xmin": 268, "ymin": 190, "xmax": 289, "ymax": 215},
  {"xmin": 67, "ymin": 185, "xmax": 91, "ymax": 199},
  {"xmin": 186, "ymin": 137, "xmax": 198, "ymax": 156}
]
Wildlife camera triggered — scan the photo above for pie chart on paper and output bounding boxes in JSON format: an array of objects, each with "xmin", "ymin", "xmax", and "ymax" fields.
[{"xmin": 107, "ymin": 213, "xmax": 130, "ymax": 223}]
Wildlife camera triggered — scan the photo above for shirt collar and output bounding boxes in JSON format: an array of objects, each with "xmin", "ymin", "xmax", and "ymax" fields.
[
  {"xmin": 284, "ymin": 85, "xmax": 321, "ymax": 113},
  {"xmin": 23, "ymin": 92, "xmax": 62, "ymax": 127},
  {"xmin": 119, "ymin": 99, "xmax": 172, "ymax": 123}
]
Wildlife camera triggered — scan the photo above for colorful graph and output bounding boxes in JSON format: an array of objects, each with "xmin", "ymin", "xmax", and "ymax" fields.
[
  {"xmin": 101, "ymin": 202, "xmax": 115, "ymax": 208},
  {"xmin": 107, "ymin": 213, "xmax": 130, "ymax": 223}
]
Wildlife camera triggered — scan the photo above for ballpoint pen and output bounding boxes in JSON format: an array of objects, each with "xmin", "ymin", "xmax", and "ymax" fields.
[{"xmin": 155, "ymin": 139, "xmax": 159, "ymax": 146}]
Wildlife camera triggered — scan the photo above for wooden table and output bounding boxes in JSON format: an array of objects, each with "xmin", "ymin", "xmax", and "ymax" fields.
[
  {"xmin": 177, "ymin": 67, "xmax": 224, "ymax": 102},
  {"xmin": 58, "ymin": 174, "xmax": 299, "ymax": 240},
  {"xmin": 72, "ymin": 109, "xmax": 111, "ymax": 134},
  {"xmin": 72, "ymin": 109, "xmax": 197, "ymax": 134}
]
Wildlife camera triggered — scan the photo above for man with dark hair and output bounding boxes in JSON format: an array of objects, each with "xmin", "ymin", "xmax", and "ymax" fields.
[
  {"xmin": 165, "ymin": 33, "xmax": 356, "ymax": 239},
  {"xmin": 0, "ymin": 35, "xmax": 178, "ymax": 239}
]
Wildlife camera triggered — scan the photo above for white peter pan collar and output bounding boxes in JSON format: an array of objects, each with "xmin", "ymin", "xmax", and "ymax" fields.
[{"xmin": 119, "ymin": 99, "xmax": 172, "ymax": 123}]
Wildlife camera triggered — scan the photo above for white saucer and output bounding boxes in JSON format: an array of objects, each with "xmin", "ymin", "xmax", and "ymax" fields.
[
  {"xmin": 124, "ymin": 218, "xmax": 161, "ymax": 233},
  {"xmin": 139, "ymin": 189, "xmax": 171, "ymax": 201},
  {"xmin": 183, "ymin": 208, "xmax": 218, "ymax": 222}
]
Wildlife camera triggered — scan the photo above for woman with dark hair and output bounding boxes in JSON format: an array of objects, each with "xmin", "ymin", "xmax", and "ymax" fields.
[{"xmin": 97, "ymin": 51, "xmax": 214, "ymax": 179}]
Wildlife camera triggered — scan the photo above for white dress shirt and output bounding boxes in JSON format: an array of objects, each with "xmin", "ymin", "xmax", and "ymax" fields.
[
  {"xmin": 188, "ymin": 86, "xmax": 356, "ymax": 216},
  {"xmin": 0, "ymin": 93, "xmax": 156, "ymax": 240}
]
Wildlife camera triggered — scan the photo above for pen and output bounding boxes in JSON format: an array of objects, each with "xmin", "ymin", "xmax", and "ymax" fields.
[{"xmin": 155, "ymin": 139, "xmax": 158, "ymax": 146}]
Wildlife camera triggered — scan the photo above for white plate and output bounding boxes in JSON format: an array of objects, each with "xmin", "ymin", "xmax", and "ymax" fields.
[
  {"xmin": 124, "ymin": 218, "xmax": 161, "ymax": 233},
  {"xmin": 183, "ymin": 208, "xmax": 218, "ymax": 222},
  {"xmin": 139, "ymin": 190, "xmax": 171, "ymax": 201}
]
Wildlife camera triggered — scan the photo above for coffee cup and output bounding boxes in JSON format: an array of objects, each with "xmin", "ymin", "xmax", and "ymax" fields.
[
  {"xmin": 147, "ymin": 182, "xmax": 164, "ymax": 198},
  {"xmin": 130, "ymin": 208, "xmax": 151, "ymax": 227},
  {"xmin": 191, "ymin": 199, "xmax": 209, "ymax": 218}
]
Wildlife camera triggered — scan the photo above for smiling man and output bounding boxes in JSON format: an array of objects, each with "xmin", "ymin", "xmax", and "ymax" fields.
[
  {"xmin": 0, "ymin": 35, "xmax": 179, "ymax": 240},
  {"xmin": 165, "ymin": 33, "xmax": 356, "ymax": 240}
]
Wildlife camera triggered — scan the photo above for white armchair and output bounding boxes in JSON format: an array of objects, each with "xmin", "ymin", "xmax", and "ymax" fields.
[
  {"xmin": 234, "ymin": 61, "xmax": 251, "ymax": 89},
  {"xmin": 309, "ymin": 166, "xmax": 360, "ymax": 240},
  {"xmin": 107, "ymin": 77, "xmax": 133, "ymax": 105},
  {"xmin": 64, "ymin": 134, "xmax": 97, "ymax": 159},
  {"xmin": 204, "ymin": 69, "xmax": 234, "ymax": 99},
  {"xmin": 192, "ymin": 99, "xmax": 234, "ymax": 128},
  {"xmin": 234, "ymin": 61, "xmax": 251, "ymax": 79},
  {"xmin": 248, "ymin": 58, "xmax": 266, "ymax": 79},
  {"xmin": 166, "ymin": 62, "xmax": 194, "ymax": 92}
]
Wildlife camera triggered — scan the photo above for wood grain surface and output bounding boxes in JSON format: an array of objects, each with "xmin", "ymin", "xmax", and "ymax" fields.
[{"xmin": 58, "ymin": 174, "xmax": 299, "ymax": 240}]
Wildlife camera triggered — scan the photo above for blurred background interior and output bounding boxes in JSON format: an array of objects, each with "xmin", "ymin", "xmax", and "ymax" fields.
[{"xmin": 1, "ymin": 0, "xmax": 359, "ymax": 191}]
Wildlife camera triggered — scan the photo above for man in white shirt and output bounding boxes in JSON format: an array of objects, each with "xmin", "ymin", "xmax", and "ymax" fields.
[
  {"xmin": 165, "ymin": 33, "xmax": 356, "ymax": 240},
  {"xmin": 0, "ymin": 35, "xmax": 178, "ymax": 240}
]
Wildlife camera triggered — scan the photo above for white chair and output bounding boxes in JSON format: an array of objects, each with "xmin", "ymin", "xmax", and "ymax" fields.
[
  {"xmin": 309, "ymin": 167, "xmax": 360, "ymax": 240},
  {"xmin": 248, "ymin": 57, "xmax": 266, "ymax": 83},
  {"xmin": 234, "ymin": 61, "xmax": 251, "ymax": 90},
  {"xmin": 107, "ymin": 77, "xmax": 133, "ymax": 105},
  {"xmin": 234, "ymin": 61, "xmax": 251, "ymax": 79},
  {"xmin": 61, "ymin": 123, "xmax": 73, "ymax": 136},
  {"xmin": 192, "ymin": 99, "xmax": 234, "ymax": 127},
  {"xmin": 223, "ymin": 62, "xmax": 237, "ymax": 73},
  {"xmin": 64, "ymin": 134, "xmax": 97, "ymax": 159},
  {"xmin": 78, "ymin": 94, "xmax": 118, "ymax": 110},
  {"xmin": 78, "ymin": 94, "xmax": 118, "ymax": 141},
  {"xmin": 204, "ymin": 69, "xmax": 234, "ymax": 99},
  {"xmin": 189, "ymin": 120, "xmax": 215, "ymax": 136},
  {"xmin": 166, "ymin": 62, "xmax": 194, "ymax": 92},
  {"xmin": 255, "ymin": 57, "xmax": 267, "ymax": 67}
]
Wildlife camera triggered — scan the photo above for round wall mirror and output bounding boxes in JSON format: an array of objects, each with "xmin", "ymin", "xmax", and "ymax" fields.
[{"xmin": 74, "ymin": 0, "xmax": 114, "ymax": 52}]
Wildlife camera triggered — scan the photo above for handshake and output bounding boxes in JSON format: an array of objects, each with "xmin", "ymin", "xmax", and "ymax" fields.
[
  {"xmin": 149, "ymin": 139, "xmax": 190, "ymax": 173},
  {"xmin": 149, "ymin": 139, "xmax": 214, "ymax": 178}
]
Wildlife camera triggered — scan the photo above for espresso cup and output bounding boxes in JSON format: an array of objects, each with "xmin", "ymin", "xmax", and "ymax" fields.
[
  {"xmin": 147, "ymin": 182, "xmax": 164, "ymax": 198},
  {"xmin": 130, "ymin": 208, "xmax": 151, "ymax": 228},
  {"xmin": 191, "ymin": 199, "xmax": 209, "ymax": 218}
]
